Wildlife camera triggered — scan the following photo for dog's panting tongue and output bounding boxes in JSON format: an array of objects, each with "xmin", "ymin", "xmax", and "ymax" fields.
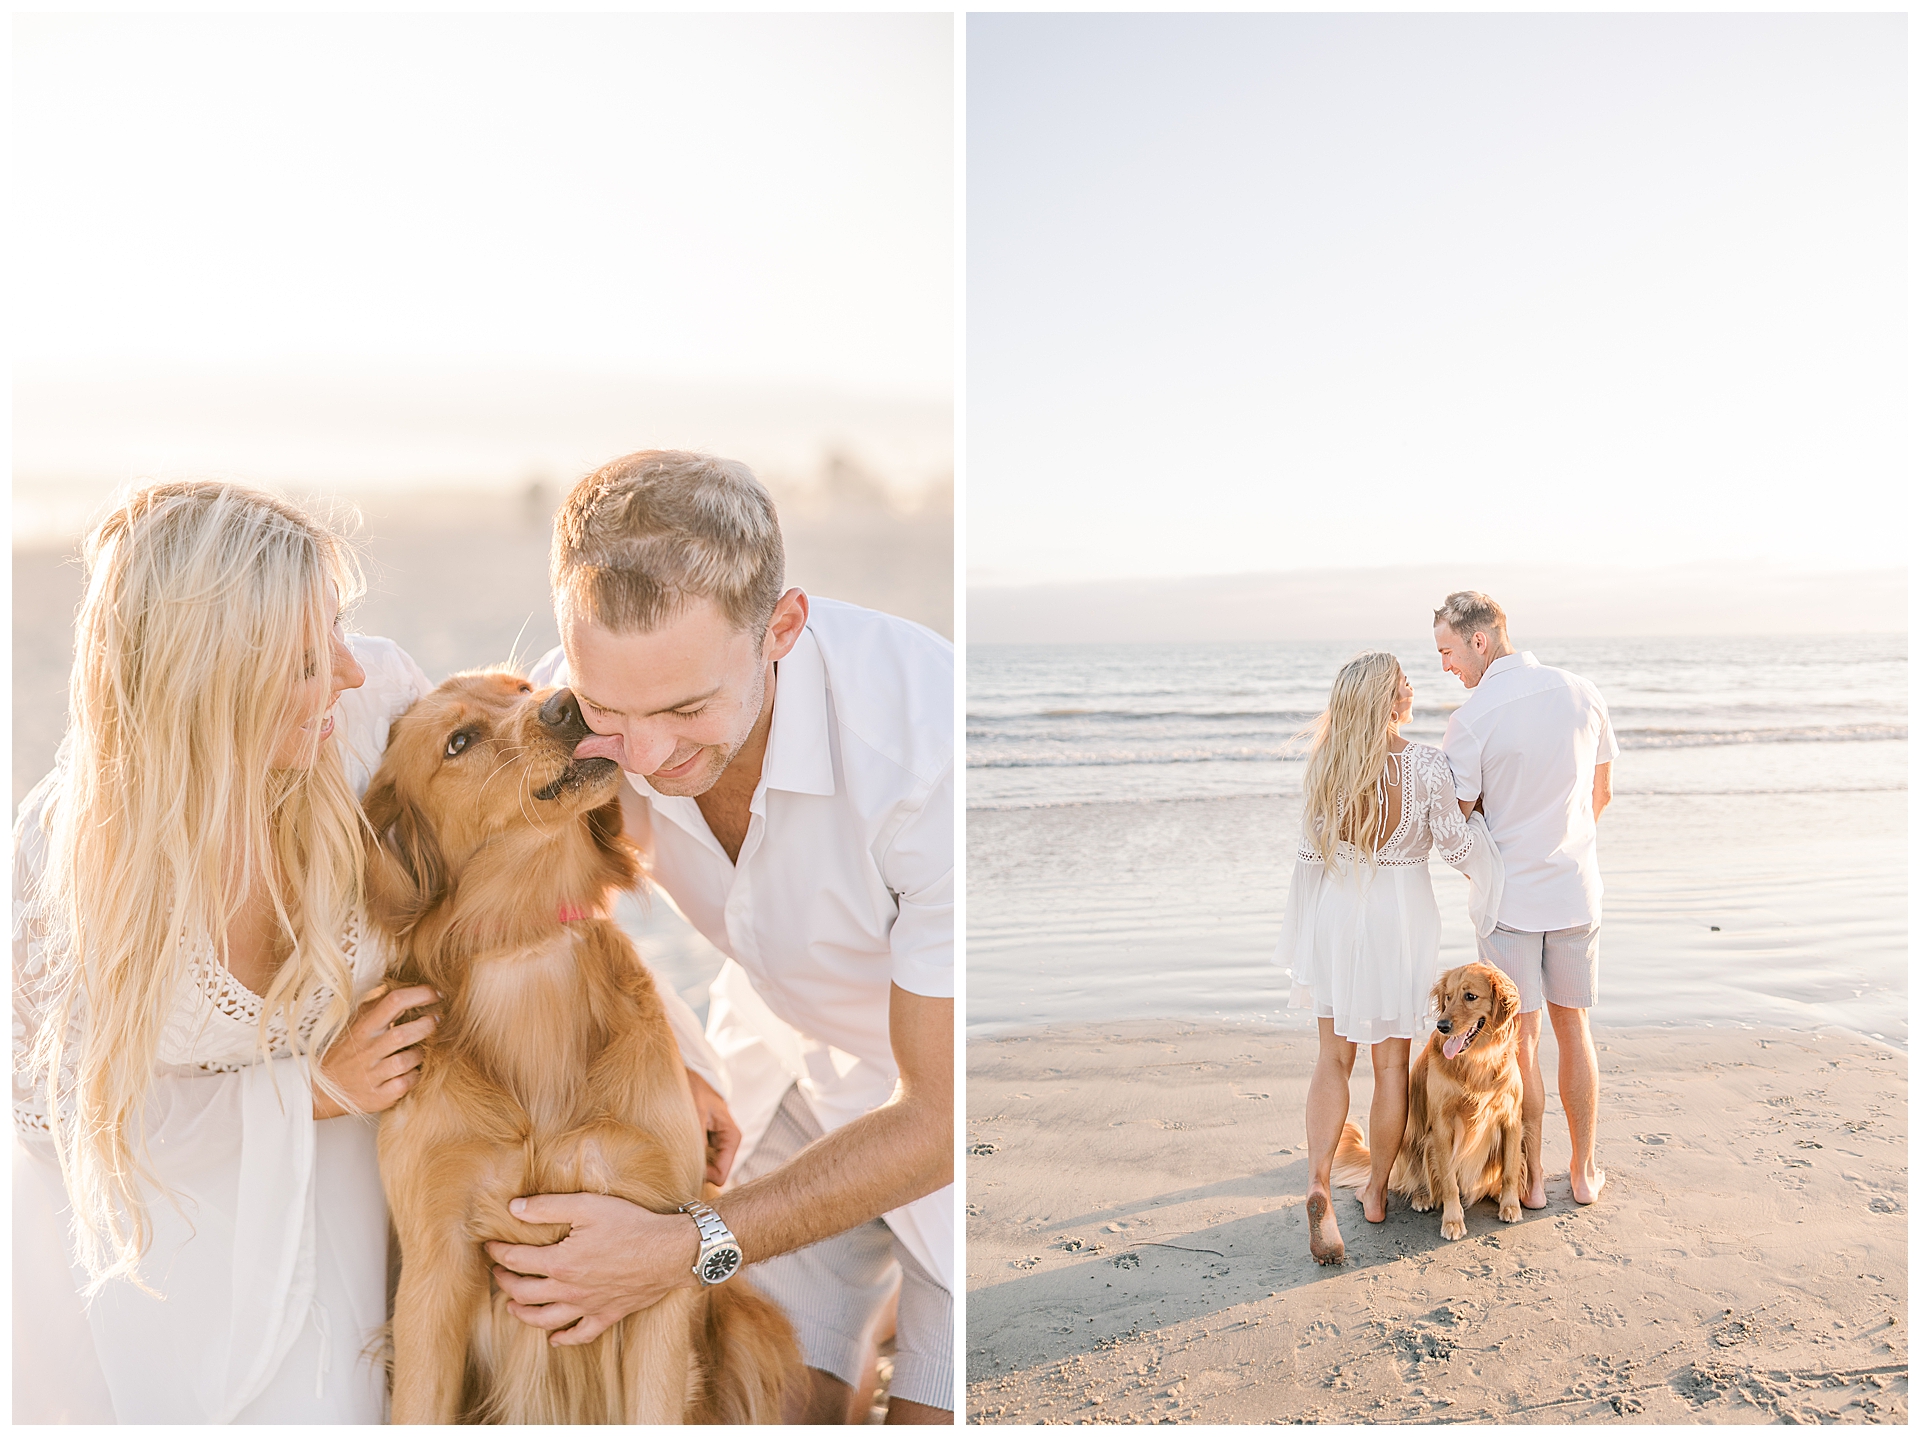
[
  {"xmin": 573, "ymin": 733, "xmax": 625, "ymax": 764},
  {"xmin": 1442, "ymin": 1020, "xmax": 1482, "ymax": 1061}
]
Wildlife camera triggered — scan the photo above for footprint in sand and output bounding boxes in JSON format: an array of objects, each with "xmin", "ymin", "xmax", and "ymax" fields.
[{"xmin": 1635, "ymin": 1133, "xmax": 1675, "ymax": 1146}]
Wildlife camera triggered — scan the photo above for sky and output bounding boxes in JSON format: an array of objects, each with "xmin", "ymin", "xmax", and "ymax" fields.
[
  {"xmin": 967, "ymin": 13, "xmax": 1906, "ymax": 589},
  {"xmin": 12, "ymin": 14, "xmax": 953, "ymax": 515}
]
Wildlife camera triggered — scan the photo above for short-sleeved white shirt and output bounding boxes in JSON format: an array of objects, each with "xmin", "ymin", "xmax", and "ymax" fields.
[
  {"xmin": 528, "ymin": 596, "xmax": 954, "ymax": 1288},
  {"xmin": 1440, "ymin": 652, "xmax": 1618, "ymax": 933}
]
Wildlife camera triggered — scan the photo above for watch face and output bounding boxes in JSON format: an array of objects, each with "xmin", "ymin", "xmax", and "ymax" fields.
[{"xmin": 701, "ymin": 1246, "xmax": 742, "ymax": 1284}]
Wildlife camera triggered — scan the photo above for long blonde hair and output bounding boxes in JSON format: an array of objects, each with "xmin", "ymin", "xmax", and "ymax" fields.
[
  {"xmin": 28, "ymin": 480, "xmax": 367, "ymax": 1289},
  {"xmin": 1300, "ymin": 651, "xmax": 1404, "ymax": 872}
]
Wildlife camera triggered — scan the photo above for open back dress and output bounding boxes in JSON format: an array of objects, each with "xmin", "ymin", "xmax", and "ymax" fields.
[{"xmin": 1275, "ymin": 741, "xmax": 1503, "ymax": 1045}]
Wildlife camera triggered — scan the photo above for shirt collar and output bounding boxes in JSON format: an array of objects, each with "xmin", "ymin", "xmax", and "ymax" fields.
[
  {"xmin": 1483, "ymin": 651, "xmax": 1537, "ymax": 682},
  {"xmin": 759, "ymin": 622, "xmax": 835, "ymax": 798}
]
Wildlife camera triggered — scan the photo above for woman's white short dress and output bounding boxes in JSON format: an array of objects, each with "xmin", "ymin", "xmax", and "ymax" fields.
[
  {"xmin": 1275, "ymin": 742, "xmax": 1504, "ymax": 1045},
  {"xmin": 11, "ymin": 636, "xmax": 431, "ymax": 1423}
]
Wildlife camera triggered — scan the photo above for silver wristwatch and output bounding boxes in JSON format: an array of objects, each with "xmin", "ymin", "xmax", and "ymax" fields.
[{"xmin": 679, "ymin": 1200, "xmax": 744, "ymax": 1286}]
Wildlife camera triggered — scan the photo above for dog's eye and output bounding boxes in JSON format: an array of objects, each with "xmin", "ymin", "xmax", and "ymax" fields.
[
  {"xmin": 446, "ymin": 732, "xmax": 472, "ymax": 758},
  {"xmin": 1465, "ymin": 991, "xmax": 1478, "ymax": 1001},
  {"xmin": 518, "ymin": 684, "xmax": 532, "ymax": 695}
]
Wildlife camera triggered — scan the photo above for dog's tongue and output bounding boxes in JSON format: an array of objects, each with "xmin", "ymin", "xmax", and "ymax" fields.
[
  {"xmin": 1442, "ymin": 1029, "xmax": 1471, "ymax": 1060},
  {"xmin": 573, "ymin": 732, "xmax": 626, "ymax": 765}
]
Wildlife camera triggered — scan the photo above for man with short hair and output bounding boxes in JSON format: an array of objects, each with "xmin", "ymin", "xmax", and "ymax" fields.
[
  {"xmin": 1433, "ymin": 590, "xmax": 1615, "ymax": 1209},
  {"xmin": 483, "ymin": 451, "xmax": 955, "ymax": 1423}
]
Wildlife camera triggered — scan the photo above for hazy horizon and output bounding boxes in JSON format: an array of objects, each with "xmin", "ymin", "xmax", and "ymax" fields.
[
  {"xmin": 12, "ymin": 368, "xmax": 952, "ymax": 547},
  {"xmin": 968, "ymin": 560, "xmax": 1907, "ymax": 644}
]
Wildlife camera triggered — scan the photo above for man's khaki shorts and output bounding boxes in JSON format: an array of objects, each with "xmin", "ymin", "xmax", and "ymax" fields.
[
  {"xmin": 1476, "ymin": 921, "xmax": 1601, "ymax": 1013},
  {"xmin": 730, "ymin": 1085, "xmax": 954, "ymax": 1412}
]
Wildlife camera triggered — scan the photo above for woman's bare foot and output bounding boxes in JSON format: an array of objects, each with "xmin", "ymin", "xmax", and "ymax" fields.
[
  {"xmin": 1359, "ymin": 1181, "xmax": 1389, "ymax": 1223},
  {"xmin": 1306, "ymin": 1190, "xmax": 1345, "ymax": 1264},
  {"xmin": 1570, "ymin": 1163, "xmax": 1607, "ymax": 1205}
]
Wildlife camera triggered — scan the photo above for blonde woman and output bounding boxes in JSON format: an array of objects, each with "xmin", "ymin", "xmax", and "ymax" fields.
[
  {"xmin": 12, "ymin": 481, "xmax": 438, "ymax": 1421},
  {"xmin": 1274, "ymin": 651, "xmax": 1502, "ymax": 1265}
]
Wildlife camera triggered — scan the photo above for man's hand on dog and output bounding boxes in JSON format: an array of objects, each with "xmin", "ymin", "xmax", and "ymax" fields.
[
  {"xmin": 686, "ymin": 1069, "xmax": 741, "ymax": 1186},
  {"xmin": 312, "ymin": 982, "xmax": 438, "ymax": 1120},
  {"xmin": 486, "ymin": 1194, "xmax": 701, "ymax": 1346}
]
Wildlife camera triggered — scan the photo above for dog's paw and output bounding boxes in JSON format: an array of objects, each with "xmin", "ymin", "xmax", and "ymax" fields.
[
  {"xmin": 1409, "ymin": 1195, "xmax": 1435, "ymax": 1212},
  {"xmin": 1441, "ymin": 1215, "xmax": 1467, "ymax": 1241},
  {"xmin": 1499, "ymin": 1199, "xmax": 1522, "ymax": 1223}
]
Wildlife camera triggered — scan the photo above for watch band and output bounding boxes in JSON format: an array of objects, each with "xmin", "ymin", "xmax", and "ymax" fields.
[
  {"xmin": 681, "ymin": 1199, "xmax": 731, "ymax": 1246},
  {"xmin": 679, "ymin": 1199, "xmax": 743, "ymax": 1286}
]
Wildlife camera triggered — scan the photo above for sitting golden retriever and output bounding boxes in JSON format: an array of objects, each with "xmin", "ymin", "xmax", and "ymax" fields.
[
  {"xmin": 1333, "ymin": 961, "xmax": 1527, "ymax": 1241},
  {"xmin": 362, "ymin": 669, "xmax": 800, "ymax": 1423}
]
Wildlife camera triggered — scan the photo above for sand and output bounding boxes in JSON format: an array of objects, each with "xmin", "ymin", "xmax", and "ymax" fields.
[{"xmin": 966, "ymin": 1021, "xmax": 1908, "ymax": 1424}]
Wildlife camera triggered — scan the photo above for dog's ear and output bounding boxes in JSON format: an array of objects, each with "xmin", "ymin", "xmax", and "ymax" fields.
[
  {"xmin": 586, "ymin": 796, "xmax": 642, "ymax": 890},
  {"xmin": 1488, "ymin": 964, "xmax": 1521, "ymax": 1030},
  {"xmin": 363, "ymin": 775, "xmax": 448, "ymax": 933},
  {"xmin": 587, "ymin": 797, "xmax": 625, "ymax": 855},
  {"xmin": 1428, "ymin": 970, "xmax": 1450, "ymax": 1018}
]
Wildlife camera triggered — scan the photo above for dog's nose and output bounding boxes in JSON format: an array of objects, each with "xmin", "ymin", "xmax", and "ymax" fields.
[
  {"xmin": 538, "ymin": 687, "xmax": 592, "ymax": 744},
  {"xmin": 1434, "ymin": 1018, "xmax": 1453, "ymax": 1034}
]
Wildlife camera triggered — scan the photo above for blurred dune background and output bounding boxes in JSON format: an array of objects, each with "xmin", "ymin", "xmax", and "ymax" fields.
[{"xmin": 13, "ymin": 410, "xmax": 951, "ymax": 810}]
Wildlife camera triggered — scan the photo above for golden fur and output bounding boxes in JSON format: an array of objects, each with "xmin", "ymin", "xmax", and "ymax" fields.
[
  {"xmin": 363, "ymin": 670, "xmax": 800, "ymax": 1423},
  {"xmin": 1333, "ymin": 962, "xmax": 1528, "ymax": 1241}
]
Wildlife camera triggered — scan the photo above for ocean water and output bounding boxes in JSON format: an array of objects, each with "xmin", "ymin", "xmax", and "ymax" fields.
[{"xmin": 966, "ymin": 635, "xmax": 1907, "ymax": 1042}]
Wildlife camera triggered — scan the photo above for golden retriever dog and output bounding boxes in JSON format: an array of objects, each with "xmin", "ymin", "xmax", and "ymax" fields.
[
  {"xmin": 1333, "ymin": 962, "xmax": 1527, "ymax": 1241},
  {"xmin": 362, "ymin": 670, "xmax": 800, "ymax": 1424}
]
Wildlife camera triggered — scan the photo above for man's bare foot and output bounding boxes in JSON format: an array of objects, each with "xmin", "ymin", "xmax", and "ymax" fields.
[
  {"xmin": 1521, "ymin": 1173, "xmax": 1549, "ymax": 1210},
  {"xmin": 1306, "ymin": 1190, "xmax": 1345, "ymax": 1264},
  {"xmin": 1570, "ymin": 1165, "xmax": 1607, "ymax": 1205},
  {"xmin": 1359, "ymin": 1181, "xmax": 1389, "ymax": 1223}
]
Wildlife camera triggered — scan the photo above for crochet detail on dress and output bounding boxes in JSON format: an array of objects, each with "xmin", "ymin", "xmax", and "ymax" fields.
[
  {"xmin": 1292, "ymin": 743, "xmax": 1473, "ymax": 870},
  {"xmin": 181, "ymin": 911, "xmax": 361, "ymax": 1074}
]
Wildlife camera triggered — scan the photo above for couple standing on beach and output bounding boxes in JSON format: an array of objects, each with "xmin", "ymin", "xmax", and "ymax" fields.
[{"xmin": 1277, "ymin": 591, "xmax": 1618, "ymax": 1263}]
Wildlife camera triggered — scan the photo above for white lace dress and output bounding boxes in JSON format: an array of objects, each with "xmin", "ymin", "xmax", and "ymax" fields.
[
  {"xmin": 11, "ymin": 635, "xmax": 430, "ymax": 1424},
  {"xmin": 1275, "ymin": 742, "xmax": 1505, "ymax": 1045}
]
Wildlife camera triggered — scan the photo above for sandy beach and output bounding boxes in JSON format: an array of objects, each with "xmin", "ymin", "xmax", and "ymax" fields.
[{"xmin": 966, "ymin": 1020, "xmax": 1908, "ymax": 1424}]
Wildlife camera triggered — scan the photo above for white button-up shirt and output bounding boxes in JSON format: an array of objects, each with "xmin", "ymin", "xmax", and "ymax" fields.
[
  {"xmin": 529, "ymin": 597, "xmax": 954, "ymax": 1289},
  {"xmin": 1440, "ymin": 652, "xmax": 1618, "ymax": 933}
]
